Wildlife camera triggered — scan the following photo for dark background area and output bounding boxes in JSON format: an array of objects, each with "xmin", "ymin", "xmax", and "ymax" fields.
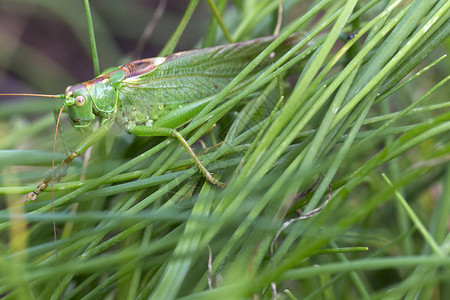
[{"xmin": 0, "ymin": 0, "xmax": 211, "ymax": 97}]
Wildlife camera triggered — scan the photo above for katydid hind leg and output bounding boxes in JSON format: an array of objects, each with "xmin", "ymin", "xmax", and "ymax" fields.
[
  {"xmin": 130, "ymin": 125, "xmax": 226, "ymax": 188},
  {"xmin": 25, "ymin": 119, "xmax": 114, "ymax": 202}
]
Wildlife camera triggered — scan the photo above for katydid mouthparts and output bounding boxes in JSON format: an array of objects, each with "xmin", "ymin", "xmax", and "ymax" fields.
[{"xmin": 1, "ymin": 35, "xmax": 298, "ymax": 203}]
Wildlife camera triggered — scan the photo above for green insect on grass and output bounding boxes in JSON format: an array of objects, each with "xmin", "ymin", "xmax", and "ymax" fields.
[{"xmin": 0, "ymin": 0, "xmax": 449, "ymax": 299}]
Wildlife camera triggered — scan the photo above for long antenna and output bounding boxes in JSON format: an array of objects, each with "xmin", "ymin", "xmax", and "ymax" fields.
[
  {"xmin": 0, "ymin": 93, "xmax": 65, "ymax": 98},
  {"xmin": 53, "ymin": 105, "xmax": 65, "ymax": 299}
]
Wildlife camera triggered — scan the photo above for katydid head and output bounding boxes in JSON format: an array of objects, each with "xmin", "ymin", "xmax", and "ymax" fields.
[
  {"xmin": 63, "ymin": 70, "xmax": 124, "ymax": 130},
  {"xmin": 64, "ymin": 84, "xmax": 95, "ymax": 130},
  {"xmin": 0, "ymin": 87, "xmax": 95, "ymax": 130}
]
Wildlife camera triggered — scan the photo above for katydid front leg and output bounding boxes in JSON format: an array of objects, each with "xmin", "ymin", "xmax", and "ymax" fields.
[
  {"xmin": 130, "ymin": 125, "xmax": 227, "ymax": 189},
  {"xmin": 25, "ymin": 118, "xmax": 114, "ymax": 203}
]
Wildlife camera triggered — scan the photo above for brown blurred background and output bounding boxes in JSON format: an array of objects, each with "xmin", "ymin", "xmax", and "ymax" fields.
[{"xmin": 0, "ymin": 0, "xmax": 212, "ymax": 97}]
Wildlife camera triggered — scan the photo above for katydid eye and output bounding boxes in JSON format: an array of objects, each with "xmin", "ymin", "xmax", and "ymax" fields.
[{"xmin": 75, "ymin": 96, "xmax": 86, "ymax": 107}]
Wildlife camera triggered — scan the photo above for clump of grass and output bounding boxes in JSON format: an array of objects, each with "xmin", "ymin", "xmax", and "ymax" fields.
[{"xmin": 0, "ymin": 0, "xmax": 448, "ymax": 299}]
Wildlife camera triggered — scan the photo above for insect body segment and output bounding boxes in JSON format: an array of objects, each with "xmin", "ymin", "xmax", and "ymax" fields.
[{"xmin": 65, "ymin": 84, "xmax": 94, "ymax": 128}]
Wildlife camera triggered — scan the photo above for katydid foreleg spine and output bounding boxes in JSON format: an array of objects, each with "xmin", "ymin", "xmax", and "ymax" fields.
[{"xmin": 25, "ymin": 118, "xmax": 114, "ymax": 202}]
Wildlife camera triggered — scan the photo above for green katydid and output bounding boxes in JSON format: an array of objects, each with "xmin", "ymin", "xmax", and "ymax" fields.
[{"xmin": 1, "ymin": 35, "xmax": 298, "ymax": 203}]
